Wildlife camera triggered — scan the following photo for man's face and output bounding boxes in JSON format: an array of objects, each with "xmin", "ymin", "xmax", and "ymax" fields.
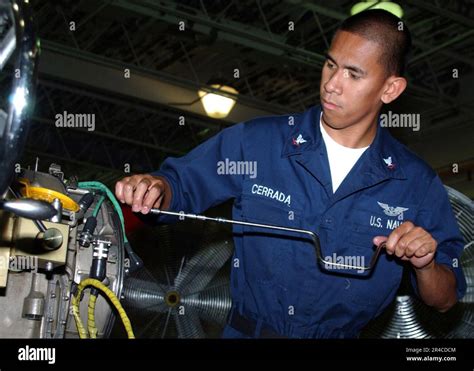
[{"xmin": 320, "ymin": 30, "xmax": 388, "ymax": 129}]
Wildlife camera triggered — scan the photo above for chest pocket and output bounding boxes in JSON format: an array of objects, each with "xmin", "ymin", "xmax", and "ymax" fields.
[
  {"xmin": 239, "ymin": 192, "xmax": 305, "ymax": 286},
  {"xmin": 348, "ymin": 194, "xmax": 417, "ymax": 249}
]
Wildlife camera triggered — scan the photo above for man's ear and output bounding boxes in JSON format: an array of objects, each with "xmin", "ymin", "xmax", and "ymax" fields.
[{"xmin": 381, "ymin": 76, "xmax": 407, "ymax": 104}]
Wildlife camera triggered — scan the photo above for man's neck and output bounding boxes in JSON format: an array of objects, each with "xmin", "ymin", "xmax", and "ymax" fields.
[{"xmin": 321, "ymin": 114, "xmax": 378, "ymax": 148}]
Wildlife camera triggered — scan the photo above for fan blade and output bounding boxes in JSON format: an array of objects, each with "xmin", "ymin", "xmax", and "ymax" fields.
[
  {"xmin": 180, "ymin": 273, "xmax": 231, "ymax": 326},
  {"xmin": 173, "ymin": 308, "xmax": 205, "ymax": 338},
  {"xmin": 135, "ymin": 310, "xmax": 168, "ymax": 338},
  {"xmin": 154, "ymin": 225, "xmax": 182, "ymax": 283},
  {"xmin": 122, "ymin": 274, "xmax": 168, "ymax": 314},
  {"xmin": 174, "ymin": 238, "xmax": 233, "ymax": 296},
  {"xmin": 120, "ymin": 212, "xmax": 235, "ymax": 338},
  {"xmin": 386, "ymin": 296, "xmax": 431, "ymax": 338}
]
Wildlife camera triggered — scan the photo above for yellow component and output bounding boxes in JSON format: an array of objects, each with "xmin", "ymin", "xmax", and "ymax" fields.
[
  {"xmin": 18, "ymin": 179, "xmax": 80, "ymax": 212},
  {"xmin": 72, "ymin": 278, "xmax": 135, "ymax": 339},
  {"xmin": 71, "ymin": 297, "xmax": 88, "ymax": 339},
  {"xmin": 87, "ymin": 295, "xmax": 98, "ymax": 339}
]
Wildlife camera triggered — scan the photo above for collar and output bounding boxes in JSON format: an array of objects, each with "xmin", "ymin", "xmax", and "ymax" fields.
[{"xmin": 281, "ymin": 105, "xmax": 406, "ymax": 180}]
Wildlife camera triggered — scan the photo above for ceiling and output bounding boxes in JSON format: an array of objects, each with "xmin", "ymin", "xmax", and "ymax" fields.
[{"xmin": 2, "ymin": 0, "xmax": 473, "ymax": 196}]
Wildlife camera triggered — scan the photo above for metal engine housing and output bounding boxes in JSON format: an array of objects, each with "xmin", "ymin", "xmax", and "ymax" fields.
[{"xmin": 0, "ymin": 165, "xmax": 124, "ymax": 338}]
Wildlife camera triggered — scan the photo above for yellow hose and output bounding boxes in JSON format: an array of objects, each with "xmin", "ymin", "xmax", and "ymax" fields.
[
  {"xmin": 71, "ymin": 292, "xmax": 88, "ymax": 339},
  {"xmin": 72, "ymin": 278, "xmax": 135, "ymax": 339},
  {"xmin": 87, "ymin": 295, "xmax": 98, "ymax": 339}
]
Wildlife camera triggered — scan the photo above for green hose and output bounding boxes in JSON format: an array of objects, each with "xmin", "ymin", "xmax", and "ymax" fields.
[
  {"xmin": 78, "ymin": 181, "xmax": 128, "ymax": 243},
  {"xmin": 92, "ymin": 196, "xmax": 105, "ymax": 218}
]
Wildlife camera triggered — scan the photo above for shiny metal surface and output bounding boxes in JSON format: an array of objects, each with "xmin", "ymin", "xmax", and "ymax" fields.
[
  {"xmin": 0, "ymin": 198, "xmax": 57, "ymax": 220},
  {"xmin": 0, "ymin": 0, "xmax": 40, "ymax": 195}
]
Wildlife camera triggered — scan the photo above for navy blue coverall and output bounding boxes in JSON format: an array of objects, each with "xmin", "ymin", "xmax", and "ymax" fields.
[{"xmin": 153, "ymin": 105, "xmax": 466, "ymax": 338}]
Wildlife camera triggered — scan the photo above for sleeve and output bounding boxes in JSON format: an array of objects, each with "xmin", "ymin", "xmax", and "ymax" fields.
[
  {"xmin": 150, "ymin": 122, "xmax": 246, "ymax": 221},
  {"xmin": 411, "ymin": 175, "xmax": 467, "ymax": 301}
]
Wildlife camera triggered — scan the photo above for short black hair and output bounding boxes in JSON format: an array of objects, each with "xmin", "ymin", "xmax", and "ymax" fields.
[{"xmin": 337, "ymin": 9, "xmax": 411, "ymax": 76}]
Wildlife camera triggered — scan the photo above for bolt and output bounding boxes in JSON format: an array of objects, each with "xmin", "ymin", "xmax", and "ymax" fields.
[{"xmin": 45, "ymin": 262, "xmax": 54, "ymax": 271}]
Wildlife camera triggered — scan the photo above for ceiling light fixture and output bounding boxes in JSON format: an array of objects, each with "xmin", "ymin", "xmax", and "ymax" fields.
[{"xmin": 198, "ymin": 84, "xmax": 238, "ymax": 119}]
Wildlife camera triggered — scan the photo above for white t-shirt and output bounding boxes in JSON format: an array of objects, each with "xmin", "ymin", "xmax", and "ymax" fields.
[{"xmin": 320, "ymin": 117, "xmax": 369, "ymax": 193}]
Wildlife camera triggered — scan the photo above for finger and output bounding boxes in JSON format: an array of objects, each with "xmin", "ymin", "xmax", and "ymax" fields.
[
  {"xmin": 404, "ymin": 231, "xmax": 433, "ymax": 257},
  {"xmin": 402, "ymin": 235, "xmax": 429, "ymax": 258},
  {"xmin": 394, "ymin": 239, "xmax": 407, "ymax": 258},
  {"xmin": 115, "ymin": 179, "xmax": 128, "ymax": 203},
  {"xmin": 385, "ymin": 221, "xmax": 415, "ymax": 253},
  {"xmin": 132, "ymin": 179, "xmax": 151, "ymax": 212},
  {"xmin": 397, "ymin": 227, "xmax": 430, "ymax": 257},
  {"xmin": 153, "ymin": 192, "xmax": 165, "ymax": 209},
  {"xmin": 414, "ymin": 240, "xmax": 436, "ymax": 258},
  {"xmin": 373, "ymin": 236, "xmax": 388, "ymax": 247},
  {"xmin": 141, "ymin": 184, "xmax": 163, "ymax": 214},
  {"xmin": 394, "ymin": 228, "xmax": 421, "ymax": 257},
  {"xmin": 123, "ymin": 177, "xmax": 138, "ymax": 206}
]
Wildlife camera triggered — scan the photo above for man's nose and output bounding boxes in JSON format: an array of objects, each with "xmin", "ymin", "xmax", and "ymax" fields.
[{"xmin": 324, "ymin": 70, "xmax": 343, "ymax": 95}]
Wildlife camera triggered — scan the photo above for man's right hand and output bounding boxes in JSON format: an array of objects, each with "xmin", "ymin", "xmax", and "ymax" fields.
[{"xmin": 115, "ymin": 174, "xmax": 171, "ymax": 214}]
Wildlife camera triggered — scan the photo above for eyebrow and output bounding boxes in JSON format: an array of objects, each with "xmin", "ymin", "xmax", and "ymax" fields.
[{"xmin": 325, "ymin": 53, "xmax": 367, "ymax": 76}]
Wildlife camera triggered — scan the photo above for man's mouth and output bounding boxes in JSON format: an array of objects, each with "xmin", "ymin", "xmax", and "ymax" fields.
[{"xmin": 321, "ymin": 98, "xmax": 340, "ymax": 111}]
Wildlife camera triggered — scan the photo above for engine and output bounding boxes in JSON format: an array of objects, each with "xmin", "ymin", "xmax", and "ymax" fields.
[{"xmin": 0, "ymin": 164, "xmax": 127, "ymax": 338}]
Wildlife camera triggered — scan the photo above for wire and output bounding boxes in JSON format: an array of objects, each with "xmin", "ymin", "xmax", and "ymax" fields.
[
  {"xmin": 92, "ymin": 195, "xmax": 105, "ymax": 218},
  {"xmin": 72, "ymin": 278, "xmax": 135, "ymax": 339},
  {"xmin": 73, "ymin": 182, "xmax": 136, "ymax": 338},
  {"xmin": 78, "ymin": 181, "xmax": 128, "ymax": 243},
  {"xmin": 78, "ymin": 181, "xmax": 144, "ymax": 273}
]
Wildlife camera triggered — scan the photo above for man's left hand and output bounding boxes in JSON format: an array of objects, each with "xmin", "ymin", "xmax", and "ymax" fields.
[{"xmin": 373, "ymin": 221, "xmax": 437, "ymax": 270}]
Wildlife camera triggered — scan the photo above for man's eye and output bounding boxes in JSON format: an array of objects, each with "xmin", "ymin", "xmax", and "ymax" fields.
[
  {"xmin": 326, "ymin": 61, "xmax": 335, "ymax": 69},
  {"xmin": 350, "ymin": 73, "xmax": 360, "ymax": 80}
]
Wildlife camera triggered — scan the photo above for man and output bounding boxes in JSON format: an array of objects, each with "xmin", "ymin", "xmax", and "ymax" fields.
[{"xmin": 115, "ymin": 10, "xmax": 466, "ymax": 338}]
